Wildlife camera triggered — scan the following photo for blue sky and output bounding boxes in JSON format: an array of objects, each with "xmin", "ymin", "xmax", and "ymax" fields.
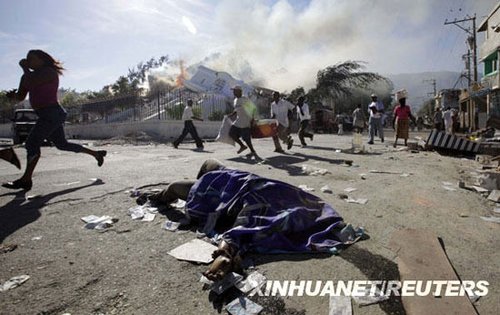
[{"xmin": 0, "ymin": 0, "xmax": 497, "ymax": 92}]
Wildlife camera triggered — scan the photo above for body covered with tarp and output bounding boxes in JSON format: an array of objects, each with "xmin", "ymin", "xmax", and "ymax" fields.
[{"xmin": 185, "ymin": 168, "xmax": 360, "ymax": 254}]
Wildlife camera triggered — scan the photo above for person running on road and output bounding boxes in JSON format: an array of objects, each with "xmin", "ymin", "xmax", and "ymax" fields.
[
  {"xmin": 3, "ymin": 50, "xmax": 106, "ymax": 191},
  {"xmin": 296, "ymin": 96, "xmax": 314, "ymax": 147},
  {"xmin": 271, "ymin": 91, "xmax": 294, "ymax": 153},
  {"xmin": 227, "ymin": 86, "xmax": 260, "ymax": 159}
]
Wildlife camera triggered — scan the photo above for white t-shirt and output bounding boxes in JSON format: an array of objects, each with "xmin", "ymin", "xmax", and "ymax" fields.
[
  {"xmin": 233, "ymin": 96, "xmax": 256, "ymax": 128},
  {"xmin": 297, "ymin": 103, "xmax": 311, "ymax": 121},
  {"xmin": 271, "ymin": 99, "xmax": 295, "ymax": 127},
  {"xmin": 443, "ymin": 110, "xmax": 452, "ymax": 124},
  {"xmin": 182, "ymin": 106, "xmax": 194, "ymax": 121},
  {"xmin": 368, "ymin": 101, "xmax": 383, "ymax": 119}
]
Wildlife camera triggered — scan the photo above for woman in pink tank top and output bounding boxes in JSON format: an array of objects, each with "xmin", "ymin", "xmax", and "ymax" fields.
[{"xmin": 3, "ymin": 50, "xmax": 107, "ymax": 191}]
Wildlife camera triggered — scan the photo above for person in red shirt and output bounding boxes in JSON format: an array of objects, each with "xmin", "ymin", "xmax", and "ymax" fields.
[
  {"xmin": 3, "ymin": 50, "xmax": 107, "ymax": 191},
  {"xmin": 392, "ymin": 90, "xmax": 415, "ymax": 147}
]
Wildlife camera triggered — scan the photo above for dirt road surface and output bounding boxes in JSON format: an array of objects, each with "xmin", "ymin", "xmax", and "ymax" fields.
[{"xmin": 0, "ymin": 132, "xmax": 498, "ymax": 315}]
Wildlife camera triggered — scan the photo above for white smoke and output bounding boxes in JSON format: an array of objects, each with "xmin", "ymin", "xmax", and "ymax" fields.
[{"xmin": 186, "ymin": 0, "xmax": 493, "ymax": 92}]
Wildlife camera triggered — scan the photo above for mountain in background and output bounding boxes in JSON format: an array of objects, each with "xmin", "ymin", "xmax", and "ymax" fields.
[{"xmin": 386, "ymin": 71, "xmax": 467, "ymax": 111}]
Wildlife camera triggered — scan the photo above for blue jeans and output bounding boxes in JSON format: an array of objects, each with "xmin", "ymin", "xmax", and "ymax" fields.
[
  {"xmin": 26, "ymin": 105, "xmax": 84, "ymax": 160},
  {"xmin": 368, "ymin": 117, "xmax": 384, "ymax": 142}
]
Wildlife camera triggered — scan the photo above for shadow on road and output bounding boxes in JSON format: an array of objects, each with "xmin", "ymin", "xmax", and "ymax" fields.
[
  {"xmin": 340, "ymin": 246, "xmax": 406, "ymax": 315},
  {"xmin": 0, "ymin": 180, "xmax": 105, "ymax": 243}
]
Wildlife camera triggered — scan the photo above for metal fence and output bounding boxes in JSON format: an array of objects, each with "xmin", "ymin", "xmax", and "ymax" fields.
[{"xmin": 65, "ymin": 88, "xmax": 233, "ymax": 124}]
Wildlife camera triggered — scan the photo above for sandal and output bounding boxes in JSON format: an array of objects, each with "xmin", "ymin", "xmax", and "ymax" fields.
[
  {"xmin": 2, "ymin": 179, "xmax": 32, "ymax": 191},
  {"xmin": 96, "ymin": 150, "xmax": 107, "ymax": 167}
]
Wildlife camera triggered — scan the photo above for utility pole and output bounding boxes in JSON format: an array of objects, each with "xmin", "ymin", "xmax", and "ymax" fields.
[
  {"xmin": 423, "ymin": 78, "xmax": 437, "ymax": 109},
  {"xmin": 444, "ymin": 14, "xmax": 478, "ymax": 84}
]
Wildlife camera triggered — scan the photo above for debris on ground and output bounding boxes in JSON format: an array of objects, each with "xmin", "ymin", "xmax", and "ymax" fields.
[
  {"xmin": 301, "ymin": 165, "xmax": 331, "ymax": 176},
  {"xmin": 321, "ymin": 185, "xmax": 333, "ymax": 193},
  {"xmin": 351, "ymin": 288, "xmax": 390, "ymax": 306},
  {"xmin": 226, "ymin": 296, "xmax": 263, "ymax": 315},
  {"xmin": 128, "ymin": 204, "xmax": 158, "ymax": 221},
  {"xmin": 163, "ymin": 220, "xmax": 181, "ymax": 231},
  {"xmin": 329, "ymin": 295, "xmax": 352, "ymax": 315},
  {"xmin": 167, "ymin": 239, "xmax": 217, "ymax": 264},
  {"xmin": 236, "ymin": 271, "xmax": 267, "ymax": 294},
  {"xmin": 81, "ymin": 215, "xmax": 117, "ymax": 230},
  {"xmin": 343, "ymin": 187, "xmax": 357, "ymax": 193},
  {"xmin": 426, "ymin": 130, "xmax": 480, "ymax": 154},
  {"xmin": 345, "ymin": 198, "xmax": 368, "ymax": 205},
  {"xmin": 0, "ymin": 275, "xmax": 30, "ymax": 292},
  {"xmin": 442, "ymin": 182, "xmax": 457, "ymax": 191},
  {"xmin": 0, "ymin": 244, "xmax": 17, "ymax": 254},
  {"xmin": 369, "ymin": 170, "xmax": 406, "ymax": 175},
  {"xmin": 480, "ymin": 216, "xmax": 500, "ymax": 224},
  {"xmin": 31, "ymin": 236, "xmax": 42, "ymax": 241},
  {"xmin": 487, "ymin": 190, "xmax": 500, "ymax": 202},
  {"xmin": 298, "ymin": 185, "xmax": 315, "ymax": 192},
  {"xmin": 210, "ymin": 272, "xmax": 244, "ymax": 295}
]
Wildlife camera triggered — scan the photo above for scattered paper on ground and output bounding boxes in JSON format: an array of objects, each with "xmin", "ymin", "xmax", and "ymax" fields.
[
  {"xmin": 299, "ymin": 184, "xmax": 315, "ymax": 192},
  {"xmin": 211, "ymin": 272, "xmax": 244, "ymax": 295},
  {"xmin": 344, "ymin": 187, "xmax": 357, "ymax": 193},
  {"xmin": 236, "ymin": 271, "xmax": 266, "ymax": 294},
  {"xmin": 226, "ymin": 296, "xmax": 263, "ymax": 315},
  {"xmin": 329, "ymin": 296, "xmax": 352, "ymax": 315},
  {"xmin": 321, "ymin": 185, "xmax": 333, "ymax": 193},
  {"xmin": 301, "ymin": 165, "xmax": 331, "ymax": 176},
  {"xmin": 346, "ymin": 198, "xmax": 368, "ymax": 205},
  {"xmin": 480, "ymin": 216, "xmax": 500, "ymax": 223},
  {"xmin": 0, "ymin": 275, "xmax": 30, "ymax": 292},
  {"xmin": 167, "ymin": 239, "xmax": 217, "ymax": 264},
  {"xmin": 81, "ymin": 215, "xmax": 116, "ymax": 230}
]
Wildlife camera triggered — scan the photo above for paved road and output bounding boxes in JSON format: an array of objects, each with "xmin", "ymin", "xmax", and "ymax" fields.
[{"xmin": 0, "ymin": 132, "xmax": 498, "ymax": 315}]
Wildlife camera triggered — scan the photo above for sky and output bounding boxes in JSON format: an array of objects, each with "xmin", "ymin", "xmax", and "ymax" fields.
[{"xmin": 0, "ymin": 0, "xmax": 498, "ymax": 93}]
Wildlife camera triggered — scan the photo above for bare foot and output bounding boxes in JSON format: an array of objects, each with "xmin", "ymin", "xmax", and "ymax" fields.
[{"xmin": 203, "ymin": 255, "xmax": 233, "ymax": 281}]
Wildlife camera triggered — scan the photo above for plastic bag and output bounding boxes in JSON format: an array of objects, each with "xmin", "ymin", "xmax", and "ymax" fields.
[{"xmin": 216, "ymin": 116, "xmax": 235, "ymax": 146}]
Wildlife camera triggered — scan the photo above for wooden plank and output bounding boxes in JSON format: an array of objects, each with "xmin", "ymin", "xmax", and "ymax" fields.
[{"xmin": 389, "ymin": 229, "xmax": 478, "ymax": 315}]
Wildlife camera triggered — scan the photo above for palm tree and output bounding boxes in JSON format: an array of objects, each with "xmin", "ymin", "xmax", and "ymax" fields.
[{"xmin": 316, "ymin": 61, "xmax": 392, "ymax": 100}]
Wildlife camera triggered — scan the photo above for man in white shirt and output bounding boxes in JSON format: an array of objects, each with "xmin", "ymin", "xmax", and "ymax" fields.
[
  {"xmin": 228, "ymin": 86, "xmax": 260, "ymax": 159},
  {"xmin": 173, "ymin": 99, "xmax": 204, "ymax": 149},
  {"xmin": 443, "ymin": 107, "xmax": 453, "ymax": 134},
  {"xmin": 367, "ymin": 94, "xmax": 384, "ymax": 144},
  {"xmin": 296, "ymin": 96, "xmax": 314, "ymax": 146},
  {"xmin": 271, "ymin": 91, "xmax": 295, "ymax": 153}
]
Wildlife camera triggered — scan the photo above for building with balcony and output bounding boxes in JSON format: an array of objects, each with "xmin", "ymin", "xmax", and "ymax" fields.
[{"xmin": 478, "ymin": 2, "xmax": 500, "ymax": 125}]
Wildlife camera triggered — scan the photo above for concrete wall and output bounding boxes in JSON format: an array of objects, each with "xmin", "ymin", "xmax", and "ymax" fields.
[{"xmin": 0, "ymin": 120, "xmax": 222, "ymax": 141}]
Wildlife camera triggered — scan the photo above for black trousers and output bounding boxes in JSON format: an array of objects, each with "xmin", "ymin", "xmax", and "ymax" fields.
[
  {"xmin": 174, "ymin": 120, "xmax": 203, "ymax": 147},
  {"xmin": 298, "ymin": 120, "xmax": 313, "ymax": 145}
]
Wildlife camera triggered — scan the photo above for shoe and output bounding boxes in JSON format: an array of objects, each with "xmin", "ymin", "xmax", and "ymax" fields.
[
  {"xmin": 196, "ymin": 146, "xmax": 204, "ymax": 150},
  {"xmin": 287, "ymin": 139, "xmax": 294, "ymax": 150},
  {"xmin": 274, "ymin": 149, "xmax": 285, "ymax": 153},
  {"xmin": 173, "ymin": 142, "xmax": 178, "ymax": 149},
  {"xmin": 367, "ymin": 141, "xmax": 374, "ymax": 145},
  {"xmin": 96, "ymin": 150, "xmax": 107, "ymax": 167},
  {"xmin": 237, "ymin": 145, "xmax": 248, "ymax": 154},
  {"xmin": 2, "ymin": 179, "xmax": 32, "ymax": 191}
]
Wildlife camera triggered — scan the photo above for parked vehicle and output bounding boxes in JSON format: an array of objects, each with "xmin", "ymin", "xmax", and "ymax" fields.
[{"xmin": 12, "ymin": 109, "xmax": 37, "ymax": 144}]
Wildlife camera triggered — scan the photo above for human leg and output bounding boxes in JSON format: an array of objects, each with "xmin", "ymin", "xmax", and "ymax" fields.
[
  {"xmin": 173, "ymin": 122, "xmax": 190, "ymax": 147},
  {"xmin": 229, "ymin": 126, "xmax": 248, "ymax": 153},
  {"xmin": 48, "ymin": 125, "xmax": 106, "ymax": 166},
  {"xmin": 368, "ymin": 117, "xmax": 375, "ymax": 144},
  {"xmin": 186, "ymin": 121, "xmax": 204, "ymax": 148},
  {"xmin": 298, "ymin": 120, "xmax": 307, "ymax": 145},
  {"xmin": 0, "ymin": 147, "xmax": 21, "ymax": 169}
]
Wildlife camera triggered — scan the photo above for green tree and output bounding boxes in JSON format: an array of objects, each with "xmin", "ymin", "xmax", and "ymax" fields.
[{"xmin": 316, "ymin": 61, "xmax": 392, "ymax": 101}]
